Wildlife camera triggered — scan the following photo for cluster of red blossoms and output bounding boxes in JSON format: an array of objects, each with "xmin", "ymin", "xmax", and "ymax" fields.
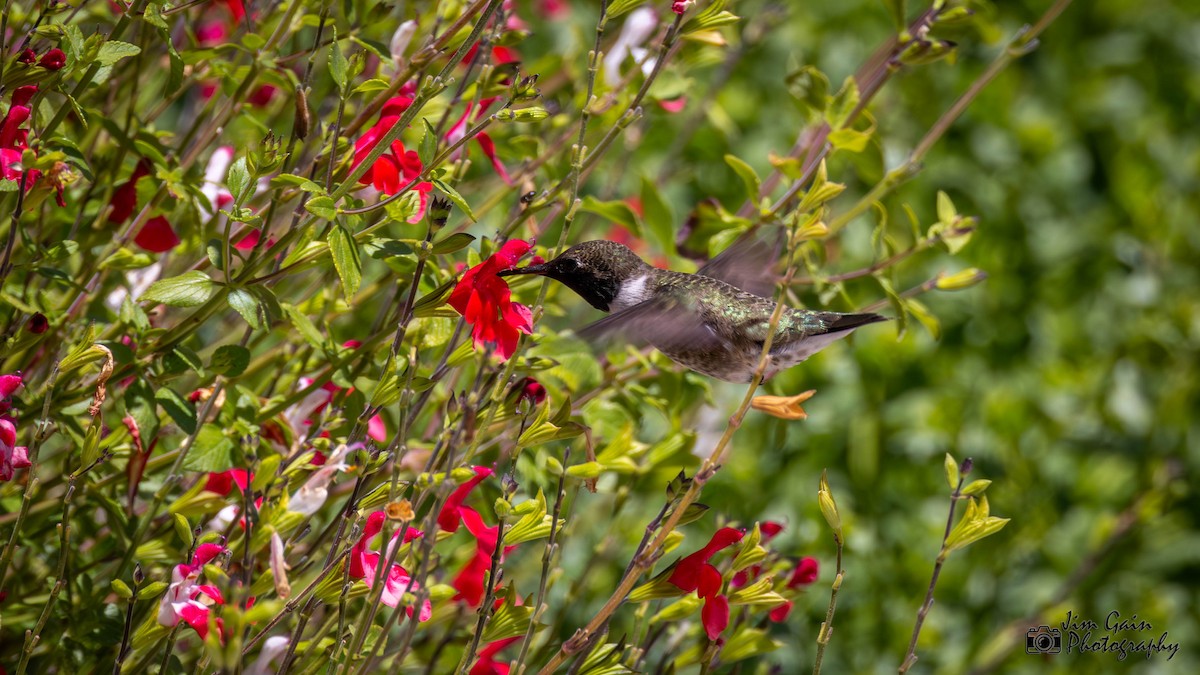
[
  {"xmin": 666, "ymin": 522, "xmax": 820, "ymax": 641},
  {"xmin": 448, "ymin": 240, "xmax": 536, "ymax": 361},
  {"xmin": 348, "ymin": 511, "xmax": 432, "ymax": 620}
]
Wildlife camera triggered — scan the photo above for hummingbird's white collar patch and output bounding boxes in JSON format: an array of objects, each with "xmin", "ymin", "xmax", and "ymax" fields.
[{"xmin": 612, "ymin": 274, "xmax": 651, "ymax": 312}]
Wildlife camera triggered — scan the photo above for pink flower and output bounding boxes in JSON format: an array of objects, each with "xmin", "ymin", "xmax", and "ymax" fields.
[
  {"xmin": 658, "ymin": 96, "xmax": 687, "ymax": 113},
  {"xmin": 134, "ymin": 216, "xmax": 180, "ymax": 252},
  {"xmin": 445, "ymin": 99, "xmax": 512, "ymax": 184},
  {"xmin": 1, "ymin": 418, "xmax": 31, "ymax": 482},
  {"xmin": 448, "ymin": 240, "xmax": 534, "ymax": 361},
  {"xmin": 514, "ymin": 377, "xmax": 546, "ymax": 408},
  {"xmin": 158, "ymin": 544, "xmax": 228, "ymax": 639},
  {"xmin": 0, "ymin": 372, "xmax": 22, "ymax": 401},
  {"xmin": 349, "ymin": 511, "xmax": 431, "ymax": 620},
  {"xmin": 671, "ymin": 0, "xmax": 695, "ymax": 15},
  {"xmin": 768, "ymin": 600, "xmax": 794, "ymax": 622},
  {"xmin": 288, "ymin": 443, "xmax": 353, "ymax": 517},
  {"xmin": 667, "ymin": 527, "xmax": 744, "ymax": 640}
]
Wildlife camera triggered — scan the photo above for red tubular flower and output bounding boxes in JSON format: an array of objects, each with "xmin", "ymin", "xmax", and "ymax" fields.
[
  {"xmin": 470, "ymin": 635, "xmax": 522, "ymax": 675},
  {"xmin": 1, "ymin": 86, "xmax": 42, "ymax": 190},
  {"xmin": 38, "ymin": 49, "xmax": 66, "ymax": 71},
  {"xmin": 446, "ymin": 99, "xmax": 512, "ymax": 184},
  {"xmin": 134, "ymin": 216, "xmax": 181, "ymax": 252},
  {"xmin": 107, "ymin": 160, "xmax": 151, "ymax": 223},
  {"xmin": 761, "ymin": 520, "xmax": 785, "ymax": 541},
  {"xmin": 203, "ymin": 469, "xmax": 252, "ymax": 496},
  {"xmin": 351, "ymin": 95, "xmax": 433, "ymax": 221},
  {"xmin": 349, "ymin": 511, "xmax": 431, "ymax": 620},
  {"xmin": 514, "ymin": 377, "xmax": 546, "ymax": 408},
  {"xmin": 788, "ymin": 556, "xmax": 819, "ymax": 587},
  {"xmin": 17, "ymin": 49, "xmax": 37, "ymax": 65},
  {"xmin": 0, "ymin": 372, "xmax": 22, "ymax": 401},
  {"xmin": 667, "ymin": 527, "xmax": 744, "ymax": 640},
  {"xmin": 768, "ymin": 600, "xmax": 794, "ymax": 623},
  {"xmin": 437, "ymin": 466, "xmax": 494, "ymax": 533},
  {"xmin": 448, "ymin": 240, "xmax": 534, "ymax": 361}
]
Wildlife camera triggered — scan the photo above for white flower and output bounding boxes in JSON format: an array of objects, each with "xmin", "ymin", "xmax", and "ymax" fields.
[
  {"xmin": 603, "ymin": 7, "xmax": 658, "ymax": 87},
  {"xmin": 289, "ymin": 444, "xmax": 352, "ymax": 516}
]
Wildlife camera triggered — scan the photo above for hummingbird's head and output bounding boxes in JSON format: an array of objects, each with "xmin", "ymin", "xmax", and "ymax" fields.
[{"xmin": 500, "ymin": 240, "xmax": 651, "ymax": 312}]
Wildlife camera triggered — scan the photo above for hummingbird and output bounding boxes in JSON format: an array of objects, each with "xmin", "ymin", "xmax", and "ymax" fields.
[{"xmin": 499, "ymin": 237, "xmax": 887, "ymax": 382}]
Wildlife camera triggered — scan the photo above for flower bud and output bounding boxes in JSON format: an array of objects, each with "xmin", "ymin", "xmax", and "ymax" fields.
[
  {"xmin": 817, "ymin": 470, "xmax": 842, "ymax": 537},
  {"xmin": 494, "ymin": 107, "xmax": 549, "ymax": 122},
  {"xmin": 935, "ymin": 268, "xmax": 987, "ymax": 291}
]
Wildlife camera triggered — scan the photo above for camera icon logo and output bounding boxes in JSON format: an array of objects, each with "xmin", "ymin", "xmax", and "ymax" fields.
[{"xmin": 1026, "ymin": 626, "xmax": 1062, "ymax": 655}]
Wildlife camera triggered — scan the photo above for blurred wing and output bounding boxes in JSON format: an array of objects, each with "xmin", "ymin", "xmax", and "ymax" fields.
[
  {"xmin": 576, "ymin": 294, "xmax": 729, "ymax": 355},
  {"xmin": 695, "ymin": 228, "xmax": 783, "ymax": 298}
]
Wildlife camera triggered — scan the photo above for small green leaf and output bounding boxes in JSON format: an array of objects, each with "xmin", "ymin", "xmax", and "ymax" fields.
[
  {"xmin": 825, "ymin": 76, "xmax": 860, "ymax": 130},
  {"xmin": 328, "ymin": 223, "xmax": 362, "ymax": 301},
  {"xmin": 96, "ymin": 41, "xmax": 141, "ymax": 66},
  {"xmin": 305, "ymin": 195, "xmax": 337, "ymax": 220},
  {"xmin": 431, "ymin": 233, "xmax": 476, "ymax": 255},
  {"xmin": 210, "ymin": 344, "xmax": 250, "ymax": 377},
  {"xmin": 228, "ymin": 288, "xmax": 263, "ymax": 329},
  {"xmin": 183, "ymin": 425, "xmax": 237, "ymax": 472},
  {"xmin": 579, "ymin": 196, "xmax": 643, "ymax": 237},
  {"xmin": 419, "ymin": 119, "xmax": 438, "ymax": 166},
  {"xmin": 226, "ymin": 156, "xmax": 252, "ymax": 205},
  {"xmin": 329, "ymin": 28, "xmax": 349, "ymax": 92},
  {"xmin": 156, "ymin": 388, "xmax": 197, "ymax": 434},
  {"xmin": 723, "ymin": 155, "xmax": 762, "ymax": 202},
  {"xmin": 172, "ymin": 514, "xmax": 194, "ymax": 548},
  {"xmin": 140, "ymin": 272, "xmax": 219, "ymax": 308},
  {"xmin": 944, "ymin": 453, "xmax": 959, "ymax": 490},
  {"xmin": 282, "ymin": 304, "xmax": 326, "ymax": 350}
]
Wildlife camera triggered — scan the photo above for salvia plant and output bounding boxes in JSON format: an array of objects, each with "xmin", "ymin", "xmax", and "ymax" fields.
[{"xmin": 3, "ymin": 0, "xmax": 1096, "ymax": 672}]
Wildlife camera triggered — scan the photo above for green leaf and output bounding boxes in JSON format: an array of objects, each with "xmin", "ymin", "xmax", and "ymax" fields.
[
  {"xmin": 282, "ymin": 304, "xmax": 326, "ymax": 350},
  {"xmin": 226, "ymin": 156, "xmax": 252, "ymax": 205},
  {"xmin": 480, "ymin": 591, "xmax": 537, "ymax": 643},
  {"xmin": 96, "ymin": 41, "xmax": 141, "ymax": 66},
  {"xmin": 156, "ymin": 388, "xmax": 197, "ymax": 434},
  {"xmin": 210, "ymin": 344, "xmax": 250, "ymax": 377},
  {"xmin": 579, "ymin": 196, "xmax": 643, "ymax": 237},
  {"xmin": 723, "ymin": 155, "xmax": 762, "ymax": 202},
  {"xmin": 826, "ymin": 76, "xmax": 860, "ymax": 130},
  {"xmin": 329, "ymin": 28, "xmax": 348, "ymax": 92},
  {"xmin": 183, "ymin": 425, "xmax": 236, "ymax": 472},
  {"xmin": 419, "ymin": 119, "xmax": 438, "ymax": 166},
  {"xmin": 228, "ymin": 288, "xmax": 263, "ymax": 329},
  {"xmin": 828, "ymin": 127, "xmax": 871, "ymax": 152},
  {"xmin": 328, "ymin": 223, "xmax": 362, "ymax": 301},
  {"xmin": 945, "ymin": 453, "xmax": 960, "ymax": 490},
  {"xmin": 431, "ymin": 233, "xmax": 475, "ymax": 255},
  {"xmin": 124, "ymin": 379, "xmax": 160, "ymax": 448},
  {"xmin": 305, "ymin": 195, "xmax": 337, "ymax": 220},
  {"xmin": 431, "ymin": 179, "xmax": 476, "ymax": 222},
  {"xmin": 140, "ymin": 272, "xmax": 219, "ymax": 308},
  {"xmin": 412, "ymin": 279, "xmax": 456, "ymax": 318}
]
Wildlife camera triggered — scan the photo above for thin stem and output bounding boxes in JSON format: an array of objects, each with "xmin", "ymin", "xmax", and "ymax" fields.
[
  {"xmin": 812, "ymin": 537, "xmax": 845, "ymax": 675},
  {"xmin": 899, "ymin": 474, "xmax": 965, "ymax": 674}
]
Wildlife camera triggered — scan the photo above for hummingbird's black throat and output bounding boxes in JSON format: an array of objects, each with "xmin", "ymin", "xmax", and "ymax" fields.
[{"xmin": 499, "ymin": 260, "xmax": 620, "ymax": 311}]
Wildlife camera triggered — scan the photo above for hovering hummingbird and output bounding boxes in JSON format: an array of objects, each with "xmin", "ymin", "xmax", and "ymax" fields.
[{"xmin": 499, "ymin": 237, "xmax": 887, "ymax": 382}]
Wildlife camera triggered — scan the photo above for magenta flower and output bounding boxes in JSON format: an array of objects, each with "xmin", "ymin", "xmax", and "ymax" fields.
[
  {"xmin": 1, "ymin": 418, "xmax": 31, "ymax": 482},
  {"xmin": 667, "ymin": 527, "xmax": 744, "ymax": 640},
  {"xmin": 158, "ymin": 543, "xmax": 228, "ymax": 639},
  {"xmin": 349, "ymin": 511, "xmax": 431, "ymax": 620},
  {"xmin": 133, "ymin": 216, "xmax": 181, "ymax": 253}
]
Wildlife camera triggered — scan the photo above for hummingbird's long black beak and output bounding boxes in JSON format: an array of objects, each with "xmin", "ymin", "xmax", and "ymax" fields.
[{"xmin": 498, "ymin": 263, "xmax": 550, "ymax": 277}]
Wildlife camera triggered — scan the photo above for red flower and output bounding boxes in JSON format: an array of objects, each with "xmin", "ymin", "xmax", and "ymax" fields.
[
  {"xmin": 788, "ymin": 556, "xmax": 819, "ymax": 587},
  {"xmin": 768, "ymin": 600, "xmax": 794, "ymax": 623},
  {"xmin": 470, "ymin": 635, "xmax": 521, "ymax": 675},
  {"xmin": 671, "ymin": 1, "xmax": 695, "ymax": 15},
  {"xmin": 514, "ymin": 377, "xmax": 546, "ymax": 408},
  {"xmin": 38, "ymin": 49, "xmax": 66, "ymax": 71},
  {"xmin": 351, "ymin": 96, "xmax": 434, "ymax": 221},
  {"xmin": 17, "ymin": 49, "xmax": 36, "ymax": 65},
  {"xmin": 233, "ymin": 227, "xmax": 273, "ymax": 251},
  {"xmin": 25, "ymin": 313, "xmax": 48, "ymax": 334},
  {"xmin": 1, "ymin": 86, "xmax": 42, "ymax": 191},
  {"xmin": 448, "ymin": 240, "xmax": 534, "ymax": 361},
  {"xmin": 658, "ymin": 96, "xmax": 687, "ymax": 113},
  {"xmin": 134, "ymin": 216, "xmax": 180, "ymax": 252},
  {"xmin": 203, "ymin": 469, "xmax": 252, "ymax": 496},
  {"xmin": 349, "ymin": 511, "xmax": 431, "ymax": 620},
  {"xmin": 0, "ymin": 372, "xmax": 22, "ymax": 401},
  {"xmin": 667, "ymin": 527, "xmax": 744, "ymax": 640},
  {"xmin": 437, "ymin": 466, "xmax": 494, "ymax": 533},
  {"xmin": 108, "ymin": 160, "xmax": 151, "ymax": 223},
  {"xmin": 761, "ymin": 520, "xmax": 785, "ymax": 541}
]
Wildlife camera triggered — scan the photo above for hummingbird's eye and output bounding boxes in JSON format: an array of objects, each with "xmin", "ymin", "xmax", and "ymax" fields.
[{"xmin": 557, "ymin": 258, "xmax": 579, "ymax": 273}]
